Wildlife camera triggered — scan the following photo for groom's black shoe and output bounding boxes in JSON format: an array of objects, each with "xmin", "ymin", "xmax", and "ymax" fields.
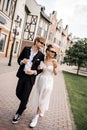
[{"xmin": 12, "ymin": 114, "xmax": 21, "ymax": 124}]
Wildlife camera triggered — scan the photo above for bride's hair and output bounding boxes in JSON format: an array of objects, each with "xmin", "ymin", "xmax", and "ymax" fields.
[
  {"xmin": 46, "ymin": 44, "xmax": 53, "ymax": 51},
  {"xmin": 46, "ymin": 44, "xmax": 57, "ymax": 58}
]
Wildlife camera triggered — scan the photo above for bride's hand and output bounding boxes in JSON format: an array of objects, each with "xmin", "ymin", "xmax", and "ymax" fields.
[
  {"xmin": 37, "ymin": 61, "xmax": 44, "ymax": 70},
  {"xmin": 37, "ymin": 65, "xmax": 42, "ymax": 70},
  {"xmin": 52, "ymin": 59, "xmax": 58, "ymax": 68},
  {"xmin": 52, "ymin": 60, "xmax": 58, "ymax": 75}
]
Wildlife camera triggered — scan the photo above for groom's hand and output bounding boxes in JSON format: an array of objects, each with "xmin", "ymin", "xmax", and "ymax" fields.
[
  {"xmin": 25, "ymin": 70, "xmax": 36, "ymax": 75},
  {"xmin": 20, "ymin": 58, "xmax": 28, "ymax": 65}
]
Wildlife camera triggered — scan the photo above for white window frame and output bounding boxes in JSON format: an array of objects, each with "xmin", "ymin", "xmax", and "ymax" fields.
[
  {"xmin": 0, "ymin": 33, "xmax": 7, "ymax": 52},
  {"xmin": 3, "ymin": 0, "xmax": 11, "ymax": 16},
  {"xmin": 13, "ymin": 41, "xmax": 19, "ymax": 54}
]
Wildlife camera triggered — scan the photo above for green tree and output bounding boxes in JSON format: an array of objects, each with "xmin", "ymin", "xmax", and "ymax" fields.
[{"xmin": 64, "ymin": 38, "xmax": 87, "ymax": 75}]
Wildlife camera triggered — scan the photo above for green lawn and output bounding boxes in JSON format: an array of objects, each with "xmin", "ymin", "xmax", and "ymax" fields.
[{"xmin": 63, "ymin": 71, "xmax": 87, "ymax": 130}]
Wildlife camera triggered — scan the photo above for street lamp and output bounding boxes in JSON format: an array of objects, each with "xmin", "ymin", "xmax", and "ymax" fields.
[{"xmin": 8, "ymin": 16, "xmax": 21, "ymax": 66}]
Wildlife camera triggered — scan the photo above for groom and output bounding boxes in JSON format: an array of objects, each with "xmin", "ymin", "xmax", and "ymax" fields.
[{"xmin": 12, "ymin": 36, "xmax": 46, "ymax": 124}]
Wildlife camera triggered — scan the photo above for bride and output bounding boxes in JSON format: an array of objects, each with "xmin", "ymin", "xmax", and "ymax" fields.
[{"xmin": 29, "ymin": 44, "xmax": 58, "ymax": 128}]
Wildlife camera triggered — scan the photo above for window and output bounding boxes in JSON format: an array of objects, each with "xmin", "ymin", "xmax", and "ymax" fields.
[
  {"xmin": 43, "ymin": 30, "xmax": 47, "ymax": 38},
  {"xmin": 58, "ymin": 26, "xmax": 61, "ymax": 33},
  {"xmin": 24, "ymin": 15, "xmax": 38, "ymax": 41},
  {"xmin": 3, "ymin": 0, "xmax": 10, "ymax": 12},
  {"xmin": 39, "ymin": 20, "xmax": 43, "ymax": 28},
  {"xmin": 53, "ymin": 38, "xmax": 56, "ymax": 43},
  {"xmin": 37, "ymin": 26, "xmax": 42, "ymax": 36},
  {"xmin": 0, "ymin": 33, "xmax": 7, "ymax": 52},
  {"xmin": 58, "ymin": 41, "xmax": 61, "ymax": 46},
  {"xmin": 9, "ymin": 0, "xmax": 16, "ymax": 19},
  {"xmin": 0, "ymin": 0, "xmax": 4, "ymax": 10},
  {"xmin": 48, "ymin": 32, "xmax": 53, "ymax": 41},
  {"xmin": 2, "ymin": 0, "xmax": 16, "ymax": 19},
  {"xmin": 44, "ymin": 23, "xmax": 48, "ymax": 30},
  {"xmin": 14, "ymin": 41, "xmax": 19, "ymax": 54},
  {"xmin": 19, "ymin": 18, "xmax": 22, "ymax": 27}
]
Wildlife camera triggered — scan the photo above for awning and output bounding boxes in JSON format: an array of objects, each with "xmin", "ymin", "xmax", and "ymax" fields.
[{"xmin": 0, "ymin": 15, "xmax": 7, "ymax": 24}]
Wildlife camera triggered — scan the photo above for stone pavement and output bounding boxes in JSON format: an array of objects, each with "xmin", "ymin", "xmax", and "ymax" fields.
[
  {"xmin": 0, "ymin": 57, "xmax": 19, "ymax": 74},
  {"xmin": 61, "ymin": 64, "xmax": 87, "ymax": 77},
  {"xmin": 0, "ymin": 57, "xmax": 75, "ymax": 130}
]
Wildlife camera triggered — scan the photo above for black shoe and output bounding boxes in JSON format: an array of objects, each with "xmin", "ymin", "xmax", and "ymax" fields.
[{"xmin": 12, "ymin": 114, "xmax": 20, "ymax": 124}]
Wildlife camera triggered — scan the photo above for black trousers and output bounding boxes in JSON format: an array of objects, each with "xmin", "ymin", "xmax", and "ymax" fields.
[{"xmin": 16, "ymin": 77, "xmax": 33, "ymax": 115}]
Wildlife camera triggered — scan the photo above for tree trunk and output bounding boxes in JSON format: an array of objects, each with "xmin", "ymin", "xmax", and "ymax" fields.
[{"xmin": 77, "ymin": 65, "xmax": 80, "ymax": 75}]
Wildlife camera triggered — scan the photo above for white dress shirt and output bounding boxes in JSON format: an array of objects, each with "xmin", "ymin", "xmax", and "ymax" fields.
[{"xmin": 24, "ymin": 48, "xmax": 38, "ymax": 74}]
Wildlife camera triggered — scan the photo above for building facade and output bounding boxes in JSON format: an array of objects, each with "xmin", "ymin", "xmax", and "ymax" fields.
[
  {"xmin": 0, "ymin": 0, "xmax": 73, "ymax": 64},
  {"xmin": 0, "ymin": 0, "xmax": 26, "ymax": 57},
  {"xmin": 22, "ymin": 1, "xmax": 51, "ymax": 51}
]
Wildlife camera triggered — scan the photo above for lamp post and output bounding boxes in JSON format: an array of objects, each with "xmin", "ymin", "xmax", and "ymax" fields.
[{"xmin": 8, "ymin": 16, "xmax": 20, "ymax": 66}]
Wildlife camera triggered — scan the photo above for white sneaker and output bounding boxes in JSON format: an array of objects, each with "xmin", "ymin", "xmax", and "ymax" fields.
[
  {"xmin": 29, "ymin": 115, "xmax": 39, "ymax": 128},
  {"xmin": 40, "ymin": 112, "xmax": 44, "ymax": 117}
]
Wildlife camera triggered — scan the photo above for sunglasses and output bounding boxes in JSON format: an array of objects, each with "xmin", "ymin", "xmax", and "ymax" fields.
[
  {"xmin": 48, "ymin": 50, "xmax": 56, "ymax": 54},
  {"xmin": 38, "ymin": 40, "xmax": 45, "ymax": 46}
]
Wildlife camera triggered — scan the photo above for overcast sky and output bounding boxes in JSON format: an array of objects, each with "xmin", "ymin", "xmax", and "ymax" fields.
[{"xmin": 36, "ymin": 0, "xmax": 87, "ymax": 38}]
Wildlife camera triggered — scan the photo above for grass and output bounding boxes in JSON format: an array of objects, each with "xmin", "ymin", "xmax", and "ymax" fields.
[{"xmin": 63, "ymin": 71, "xmax": 87, "ymax": 130}]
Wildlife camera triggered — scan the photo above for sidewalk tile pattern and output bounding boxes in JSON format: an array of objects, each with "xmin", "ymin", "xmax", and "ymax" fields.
[{"xmin": 0, "ymin": 57, "xmax": 74, "ymax": 130}]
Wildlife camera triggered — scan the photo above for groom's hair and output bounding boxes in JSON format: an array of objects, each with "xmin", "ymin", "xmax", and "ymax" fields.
[{"xmin": 34, "ymin": 36, "xmax": 46, "ymax": 45}]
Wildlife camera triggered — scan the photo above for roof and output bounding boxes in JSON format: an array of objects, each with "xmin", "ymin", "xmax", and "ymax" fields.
[{"xmin": 40, "ymin": 11, "xmax": 51, "ymax": 24}]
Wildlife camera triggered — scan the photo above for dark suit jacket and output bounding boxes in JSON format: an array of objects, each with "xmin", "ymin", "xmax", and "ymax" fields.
[{"xmin": 16, "ymin": 46, "xmax": 44, "ymax": 85}]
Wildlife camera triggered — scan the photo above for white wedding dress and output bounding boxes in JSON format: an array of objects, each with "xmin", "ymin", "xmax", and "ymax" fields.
[{"xmin": 29, "ymin": 62, "xmax": 54, "ymax": 113}]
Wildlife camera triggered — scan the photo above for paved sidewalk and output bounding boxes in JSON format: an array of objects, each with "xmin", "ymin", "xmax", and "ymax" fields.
[
  {"xmin": 61, "ymin": 64, "xmax": 87, "ymax": 77},
  {"xmin": 0, "ymin": 57, "xmax": 19, "ymax": 74},
  {"xmin": 0, "ymin": 57, "xmax": 75, "ymax": 130}
]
